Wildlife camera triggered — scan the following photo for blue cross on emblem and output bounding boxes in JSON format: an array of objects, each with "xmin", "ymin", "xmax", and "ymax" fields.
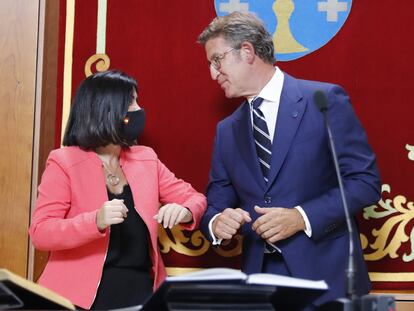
[{"xmin": 214, "ymin": 0, "xmax": 352, "ymax": 61}]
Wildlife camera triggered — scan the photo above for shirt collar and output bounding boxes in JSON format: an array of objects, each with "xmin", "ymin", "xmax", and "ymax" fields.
[
  {"xmin": 259, "ymin": 66, "xmax": 284, "ymax": 103},
  {"xmin": 248, "ymin": 66, "xmax": 284, "ymax": 104}
]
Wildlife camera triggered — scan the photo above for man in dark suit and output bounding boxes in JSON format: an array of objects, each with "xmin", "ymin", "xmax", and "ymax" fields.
[{"xmin": 197, "ymin": 12, "xmax": 381, "ymax": 307}]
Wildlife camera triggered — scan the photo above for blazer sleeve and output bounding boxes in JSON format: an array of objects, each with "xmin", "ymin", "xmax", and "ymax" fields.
[
  {"xmin": 301, "ymin": 84, "xmax": 381, "ymax": 241},
  {"xmin": 29, "ymin": 153, "xmax": 106, "ymax": 251},
  {"xmin": 157, "ymin": 159, "xmax": 206, "ymax": 231},
  {"xmin": 200, "ymin": 124, "xmax": 240, "ymax": 240}
]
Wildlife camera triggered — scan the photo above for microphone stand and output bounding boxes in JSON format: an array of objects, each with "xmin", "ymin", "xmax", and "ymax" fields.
[
  {"xmin": 314, "ymin": 91, "xmax": 356, "ymax": 310},
  {"xmin": 315, "ymin": 91, "xmax": 396, "ymax": 311},
  {"xmin": 322, "ymin": 109, "xmax": 357, "ymax": 303}
]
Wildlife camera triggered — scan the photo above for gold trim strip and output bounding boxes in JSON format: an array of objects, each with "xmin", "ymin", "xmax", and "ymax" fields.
[
  {"xmin": 61, "ymin": 0, "xmax": 75, "ymax": 144},
  {"xmin": 370, "ymin": 272, "xmax": 414, "ymax": 282},
  {"xmin": 96, "ymin": 0, "xmax": 107, "ymax": 54},
  {"xmin": 28, "ymin": 0, "xmax": 45, "ymax": 281},
  {"xmin": 165, "ymin": 267, "xmax": 205, "ymax": 276}
]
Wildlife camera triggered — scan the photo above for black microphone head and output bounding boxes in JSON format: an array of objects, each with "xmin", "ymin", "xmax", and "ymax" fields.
[{"xmin": 314, "ymin": 90, "xmax": 328, "ymax": 112}]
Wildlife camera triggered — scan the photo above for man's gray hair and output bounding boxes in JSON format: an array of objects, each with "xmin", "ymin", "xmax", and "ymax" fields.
[{"xmin": 197, "ymin": 11, "xmax": 276, "ymax": 64}]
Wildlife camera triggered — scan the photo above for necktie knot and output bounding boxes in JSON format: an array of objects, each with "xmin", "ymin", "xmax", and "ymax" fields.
[{"xmin": 252, "ymin": 97, "xmax": 264, "ymax": 110}]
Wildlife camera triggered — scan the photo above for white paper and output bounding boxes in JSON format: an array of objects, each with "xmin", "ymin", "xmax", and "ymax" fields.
[
  {"xmin": 166, "ymin": 268, "xmax": 328, "ymax": 291},
  {"xmin": 247, "ymin": 273, "xmax": 328, "ymax": 290}
]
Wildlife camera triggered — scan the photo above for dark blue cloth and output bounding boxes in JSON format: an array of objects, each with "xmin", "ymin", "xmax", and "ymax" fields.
[{"xmin": 201, "ymin": 73, "xmax": 381, "ymax": 306}]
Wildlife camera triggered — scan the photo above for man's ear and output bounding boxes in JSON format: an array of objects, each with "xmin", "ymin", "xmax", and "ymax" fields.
[{"xmin": 240, "ymin": 41, "xmax": 255, "ymax": 64}]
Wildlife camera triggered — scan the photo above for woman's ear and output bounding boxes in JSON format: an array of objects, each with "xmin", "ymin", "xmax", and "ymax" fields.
[{"xmin": 240, "ymin": 41, "xmax": 255, "ymax": 64}]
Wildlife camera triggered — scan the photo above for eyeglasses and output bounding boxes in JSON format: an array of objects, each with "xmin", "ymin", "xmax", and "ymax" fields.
[{"xmin": 209, "ymin": 48, "xmax": 236, "ymax": 70}]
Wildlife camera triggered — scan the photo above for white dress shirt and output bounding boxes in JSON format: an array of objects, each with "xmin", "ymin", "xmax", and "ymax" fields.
[{"xmin": 209, "ymin": 67, "xmax": 312, "ymax": 247}]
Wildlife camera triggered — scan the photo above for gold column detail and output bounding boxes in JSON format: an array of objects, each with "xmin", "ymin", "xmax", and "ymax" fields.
[
  {"xmin": 61, "ymin": 0, "xmax": 75, "ymax": 143},
  {"xmin": 84, "ymin": 0, "xmax": 110, "ymax": 77}
]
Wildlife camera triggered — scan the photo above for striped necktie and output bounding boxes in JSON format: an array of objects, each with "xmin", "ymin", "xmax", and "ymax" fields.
[{"xmin": 252, "ymin": 97, "xmax": 272, "ymax": 183}]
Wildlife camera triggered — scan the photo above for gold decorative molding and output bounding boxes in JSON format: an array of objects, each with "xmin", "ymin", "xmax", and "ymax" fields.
[
  {"xmin": 166, "ymin": 267, "xmax": 204, "ymax": 276},
  {"xmin": 158, "ymin": 226, "xmax": 242, "ymax": 258},
  {"xmin": 362, "ymin": 184, "xmax": 414, "ymax": 262},
  {"xmin": 61, "ymin": 0, "xmax": 75, "ymax": 144},
  {"xmin": 84, "ymin": 54, "xmax": 110, "ymax": 77},
  {"xmin": 369, "ymin": 272, "xmax": 414, "ymax": 282},
  {"xmin": 158, "ymin": 227, "xmax": 210, "ymax": 257},
  {"xmin": 84, "ymin": 0, "xmax": 110, "ymax": 77},
  {"xmin": 96, "ymin": 0, "xmax": 107, "ymax": 54}
]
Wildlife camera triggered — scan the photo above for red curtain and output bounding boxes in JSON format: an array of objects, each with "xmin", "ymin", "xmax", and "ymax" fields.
[{"xmin": 56, "ymin": 0, "xmax": 414, "ymax": 290}]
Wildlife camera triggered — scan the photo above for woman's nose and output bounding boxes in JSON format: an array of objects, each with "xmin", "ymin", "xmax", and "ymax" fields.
[{"xmin": 128, "ymin": 102, "xmax": 140, "ymax": 112}]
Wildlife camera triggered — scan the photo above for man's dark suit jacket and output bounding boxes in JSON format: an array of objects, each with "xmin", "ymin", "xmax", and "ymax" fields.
[{"xmin": 201, "ymin": 73, "xmax": 381, "ymax": 305}]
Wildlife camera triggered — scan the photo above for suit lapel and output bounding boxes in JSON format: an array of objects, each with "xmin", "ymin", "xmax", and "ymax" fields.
[
  {"xmin": 120, "ymin": 152, "xmax": 154, "ymax": 226},
  {"xmin": 233, "ymin": 101, "xmax": 267, "ymax": 190},
  {"xmin": 266, "ymin": 74, "xmax": 306, "ymax": 189}
]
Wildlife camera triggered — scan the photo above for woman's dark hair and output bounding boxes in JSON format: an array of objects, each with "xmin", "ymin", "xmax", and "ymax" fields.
[{"xmin": 63, "ymin": 70, "xmax": 137, "ymax": 149}]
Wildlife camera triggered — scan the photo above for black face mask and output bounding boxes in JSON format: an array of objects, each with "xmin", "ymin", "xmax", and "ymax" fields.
[{"xmin": 121, "ymin": 109, "xmax": 146, "ymax": 144}]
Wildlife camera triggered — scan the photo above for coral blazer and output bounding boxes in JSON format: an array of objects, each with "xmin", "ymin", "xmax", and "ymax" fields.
[{"xmin": 29, "ymin": 146, "xmax": 206, "ymax": 309}]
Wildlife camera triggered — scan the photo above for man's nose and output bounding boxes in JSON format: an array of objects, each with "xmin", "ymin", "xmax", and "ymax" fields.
[{"xmin": 209, "ymin": 65, "xmax": 220, "ymax": 80}]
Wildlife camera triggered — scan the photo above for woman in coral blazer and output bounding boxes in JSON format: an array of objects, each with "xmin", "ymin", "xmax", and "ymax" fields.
[{"xmin": 29, "ymin": 71, "xmax": 206, "ymax": 309}]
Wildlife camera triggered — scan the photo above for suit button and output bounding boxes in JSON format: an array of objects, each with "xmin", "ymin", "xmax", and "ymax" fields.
[
  {"xmin": 264, "ymin": 196, "xmax": 271, "ymax": 204},
  {"xmin": 325, "ymin": 223, "xmax": 336, "ymax": 233}
]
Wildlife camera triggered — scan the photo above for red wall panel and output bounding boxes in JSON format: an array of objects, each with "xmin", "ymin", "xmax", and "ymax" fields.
[{"xmin": 55, "ymin": 0, "xmax": 414, "ymax": 289}]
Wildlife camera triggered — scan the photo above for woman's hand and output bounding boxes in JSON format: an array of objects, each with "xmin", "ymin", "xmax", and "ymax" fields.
[
  {"xmin": 153, "ymin": 203, "xmax": 193, "ymax": 229},
  {"xmin": 96, "ymin": 199, "xmax": 128, "ymax": 231}
]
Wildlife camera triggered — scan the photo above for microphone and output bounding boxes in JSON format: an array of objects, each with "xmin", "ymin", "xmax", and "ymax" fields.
[
  {"xmin": 314, "ymin": 91, "xmax": 395, "ymax": 311},
  {"xmin": 313, "ymin": 90, "xmax": 356, "ymax": 302},
  {"xmin": 313, "ymin": 90, "xmax": 328, "ymax": 112}
]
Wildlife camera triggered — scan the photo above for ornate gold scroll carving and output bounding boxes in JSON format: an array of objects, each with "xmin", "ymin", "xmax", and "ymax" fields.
[{"xmin": 84, "ymin": 54, "xmax": 110, "ymax": 77}]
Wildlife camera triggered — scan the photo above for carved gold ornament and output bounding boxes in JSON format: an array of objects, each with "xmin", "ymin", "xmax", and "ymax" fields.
[
  {"xmin": 361, "ymin": 184, "xmax": 414, "ymax": 262},
  {"xmin": 158, "ymin": 226, "xmax": 242, "ymax": 258},
  {"xmin": 84, "ymin": 54, "xmax": 110, "ymax": 77},
  {"xmin": 158, "ymin": 226, "xmax": 210, "ymax": 256}
]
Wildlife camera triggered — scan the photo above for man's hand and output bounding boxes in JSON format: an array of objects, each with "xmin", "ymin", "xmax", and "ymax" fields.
[
  {"xmin": 212, "ymin": 208, "xmax": 251, "ymax": 240},
  {"xmin": 154, "ymin": 203, "xmax": 193, "ymax": 229},
  {"xmin": 252, "ymin": 206, "xmax": 305, "ymax": 243}
]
